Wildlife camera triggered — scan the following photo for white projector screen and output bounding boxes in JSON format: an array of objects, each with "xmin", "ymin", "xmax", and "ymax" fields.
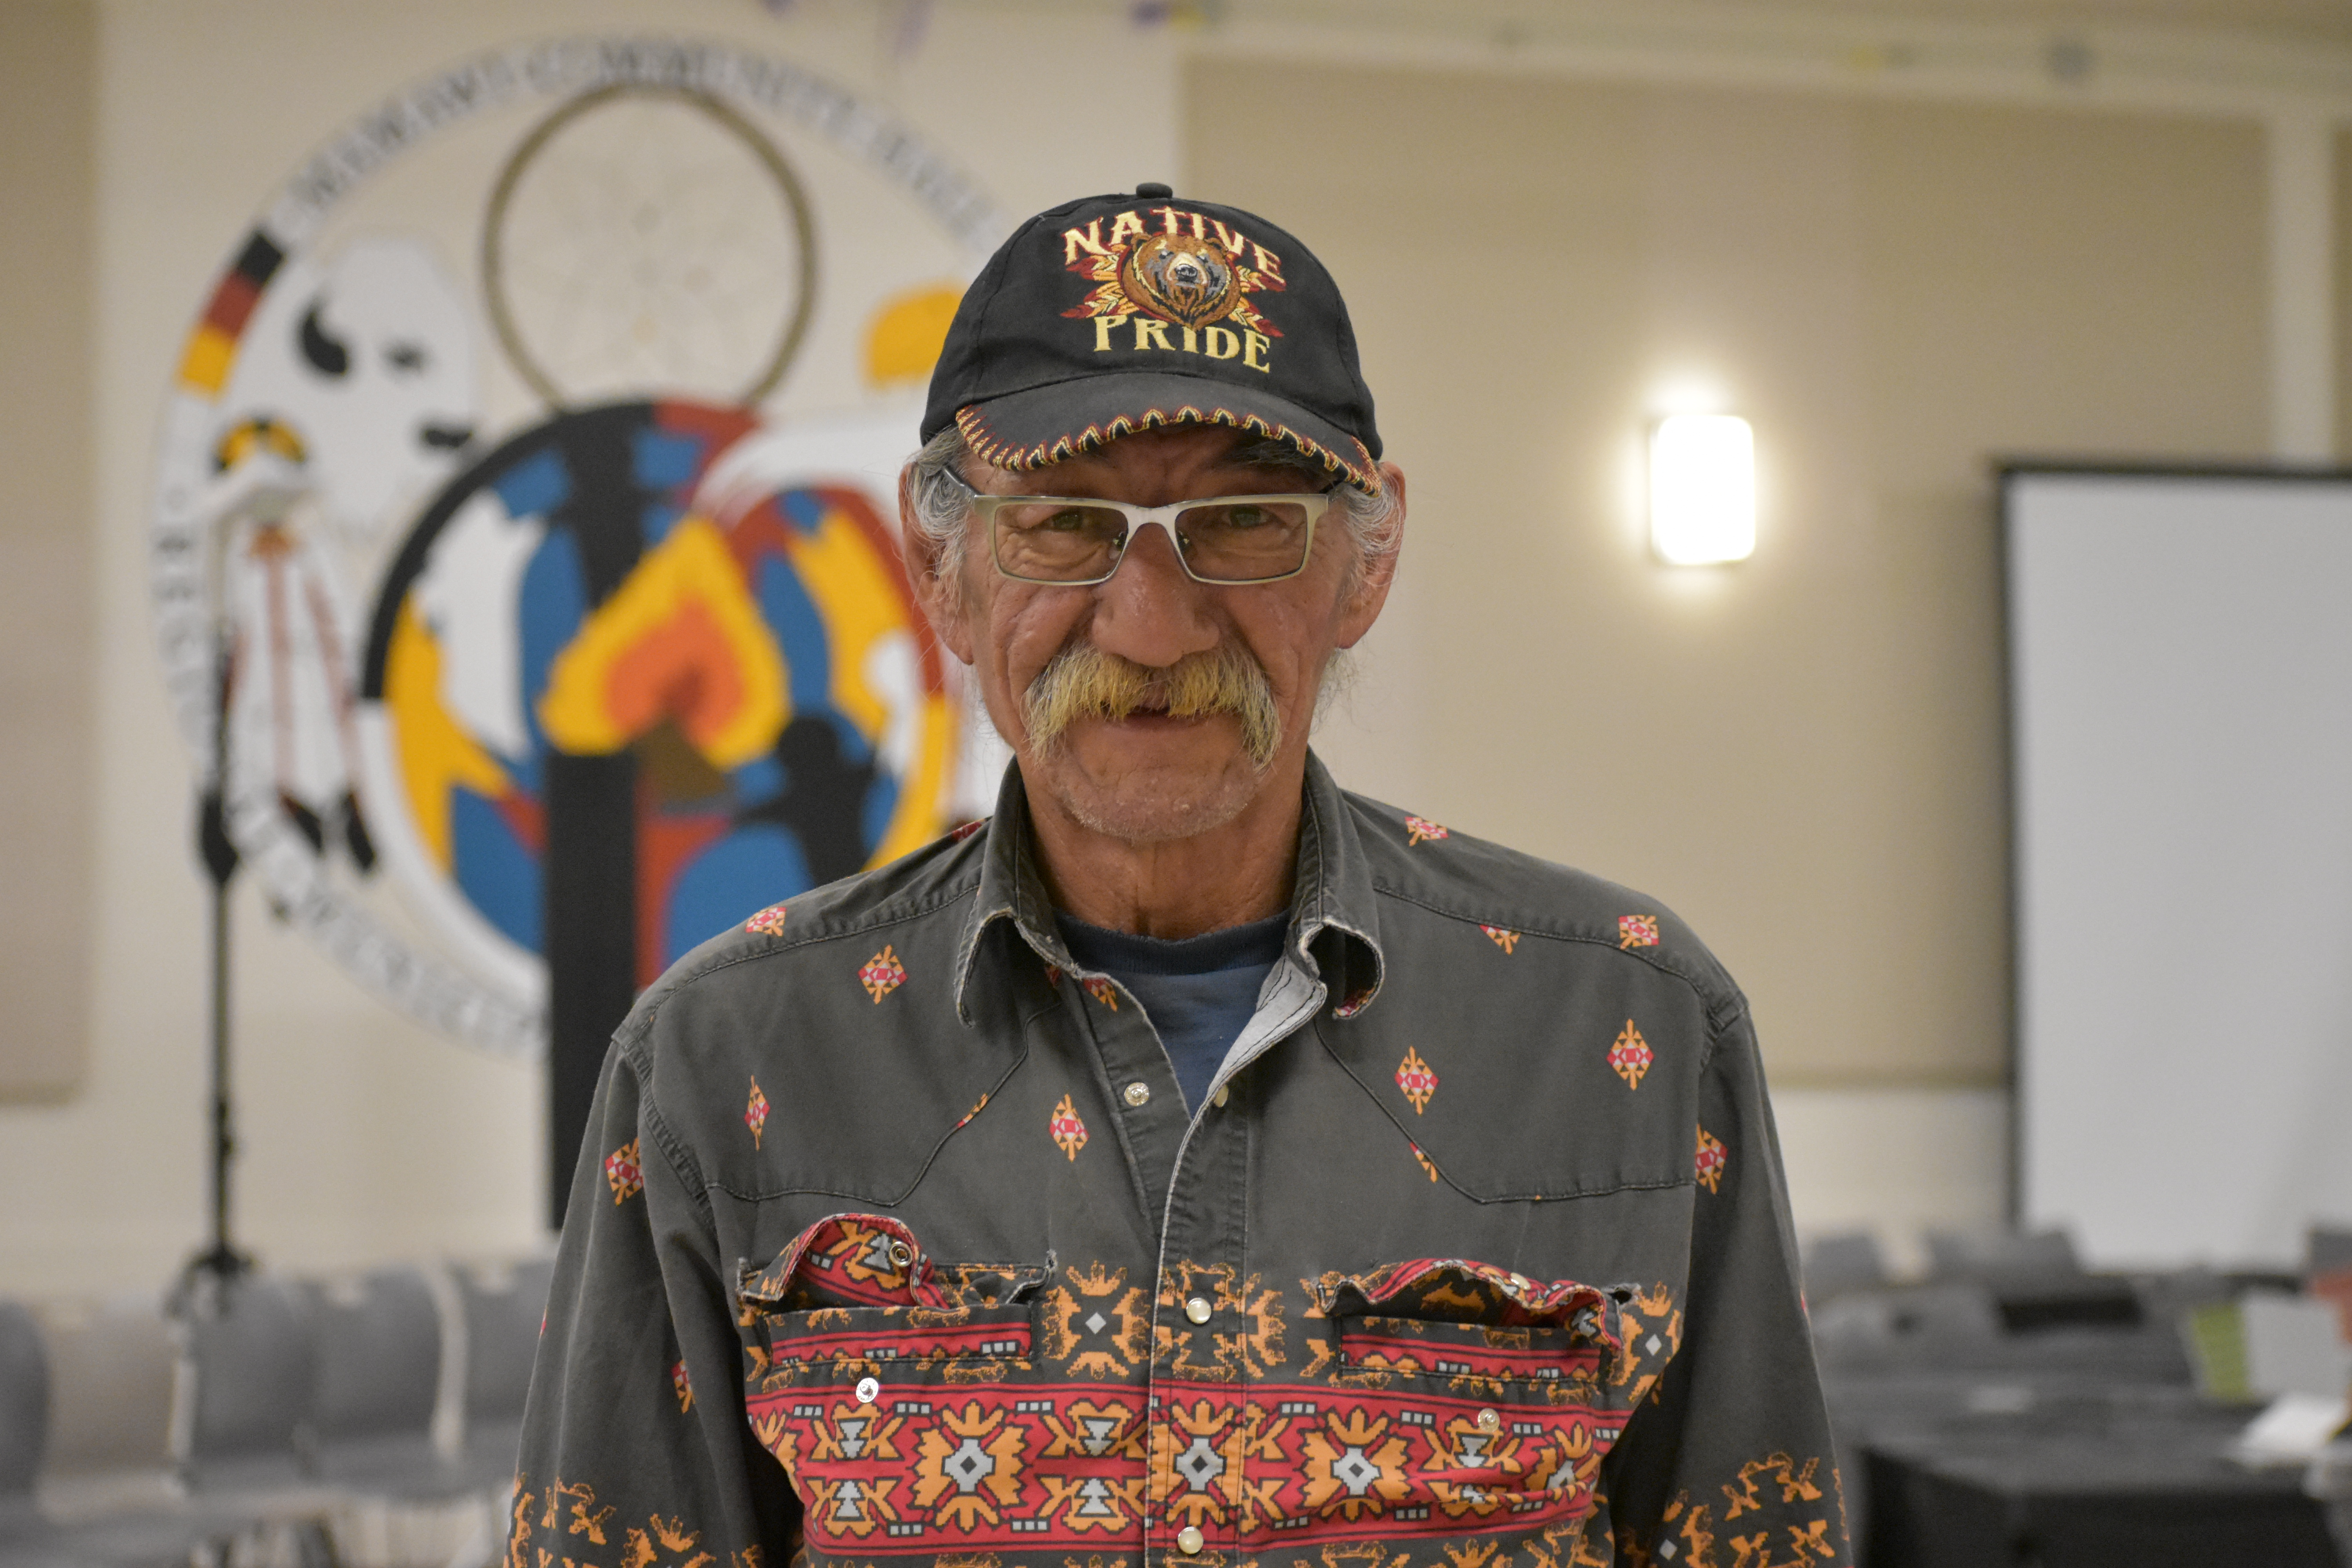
[{"xmin": 2007, "ymin": 467, "xmax": 2352, "ymax": 1269}]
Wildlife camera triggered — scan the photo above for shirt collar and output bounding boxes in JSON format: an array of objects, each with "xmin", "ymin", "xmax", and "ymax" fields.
[{"xmin": 953, "ymin": 750, "xmax": 1387, "ymax": 1024}]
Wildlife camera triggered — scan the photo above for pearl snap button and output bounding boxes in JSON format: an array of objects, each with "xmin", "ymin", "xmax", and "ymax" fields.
[
  {"xmin": 1211, "ymin": 1083, "xmax": 1230, "ymax": 1108},
  {"xmin": 1176, "ymin": 1526, "xmax": 1205, "ymax": 1555},
  {"xmin": 1123, "ymin": 1082, "xmax": 1151, "ymax": 1107},
  {"xmin": 1185, "ymin": 1296, "xmax": 1212, "ymax": 1325},
  {"xmin": 855, "ymin": 1376, "xmax": 880, "ymax": 1404},
  {"xmin": 1475, "ymin": 1408, "xmax": 1501, "ymax": 1432}
]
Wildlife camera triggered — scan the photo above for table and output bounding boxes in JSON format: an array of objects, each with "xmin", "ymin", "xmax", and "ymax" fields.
[{"xmin": 1857, "ymin": 1387, "xmax": 2341, "ymax": 1567}]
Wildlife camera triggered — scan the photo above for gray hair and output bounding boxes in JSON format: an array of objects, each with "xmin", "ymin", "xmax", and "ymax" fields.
[{"xmin": 902, "ymin": 424, "xmax": 1400, "ymax": 582}]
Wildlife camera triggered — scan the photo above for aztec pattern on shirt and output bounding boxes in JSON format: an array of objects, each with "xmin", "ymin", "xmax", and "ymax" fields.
[{"xmin": 735, "ymin": 1217, "xmax": 1704, "ymax": 1557}]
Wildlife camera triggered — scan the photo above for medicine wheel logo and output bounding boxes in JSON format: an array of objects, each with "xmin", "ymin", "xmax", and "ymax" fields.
[{"xmin": 148, "ymin": 38, "xmax": 1007, "ymax": 1055}]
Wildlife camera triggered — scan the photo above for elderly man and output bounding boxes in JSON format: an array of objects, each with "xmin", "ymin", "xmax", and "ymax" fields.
[{"xmin": 515, "ymin": 187, "xmax": 1846, "ymax": 1568}]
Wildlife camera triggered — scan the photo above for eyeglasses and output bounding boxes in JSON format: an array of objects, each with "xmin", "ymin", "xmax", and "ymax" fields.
[{"xmin": 968, "ymin": 485, "xmax": 1332, "ymax": 586}]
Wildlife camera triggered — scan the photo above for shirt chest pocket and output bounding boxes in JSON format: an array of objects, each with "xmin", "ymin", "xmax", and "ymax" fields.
[
  {"xmin": 1334, "ymin": 1316, "xmax": 1595, "ymax": 1390},
  {"xmin": 736, "ymin": 1214, "xmax": 1148, "ymax": 1553},
  {"xmin": 748, "ymin": 1302, "xmax": 1037, "ymax": 1385},
  {"xmin": 1292, "ymin": 1258, "xmax": 1640, "ymax": 1535}
]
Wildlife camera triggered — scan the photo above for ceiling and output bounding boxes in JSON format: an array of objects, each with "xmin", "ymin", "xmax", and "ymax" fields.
[{"xmin": 1240, "ymin": 0, "xmax": 2352, "ymax": 46}]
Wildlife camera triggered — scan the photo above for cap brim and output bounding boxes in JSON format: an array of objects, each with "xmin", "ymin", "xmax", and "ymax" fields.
[{"xmin": 953, "ymin": 372, "xmax": 1379, "ymax": 493}]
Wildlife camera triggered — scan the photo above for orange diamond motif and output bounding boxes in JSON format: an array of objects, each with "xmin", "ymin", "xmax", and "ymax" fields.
[
  {"xmin": 1333, "ymin": 987, "xmax": 1374, "ymax": 1019},
  {"xmin": 1619, "ymin": 914, "xmax": 1660, "ymax": 949},
  {"xmin": 1608, "ymin": 1021, "xmax": 1654, "ymax": 1089},
  {"xmin": 1395, "ymin": 1047, "xmax": 1438, "ymax": 1114},
  {"xmin": 1695, "ymin": 1126, "xmax": 1728, "ymax": 1194},
  {"xmin": 950, "ymin": 818, "xmax": 987, "ymax": 843},
  {"xmin": 671, "ymin": 1358, "xmax": 694, "ymax": 1412},
  {"xmin": 1481, "ymin": 924, "xmax": 1520, "ymax": 953},
  {"xmin": 1083, "ymin": 977, "xmax": 1120, "ymax": 1011},
  {"xmin": 744, "ymin": 901, "xmax": 789, "ymax": 937},
  {"xmin": 859, "ymin": 944, "xmax": 907, "ymax": 1003},
  {"xmin": 745, "ymin": 1077, "xmax": 769, "ymax": 1148},
  {"xmin": 1411, "ymin": 1143, "xmax": 1440, "ymax": 1183},
  {"xmin": 1049, "ymin": 1094, "xmax": 1089, "ymax": 1161},
  {"xmin": 1405, "ymin": 815, "xmax": 1449, "ymax": 846},
  {"xmin": 604, "ymin": 1139, "xmax": 643, "ymax": 1204}
]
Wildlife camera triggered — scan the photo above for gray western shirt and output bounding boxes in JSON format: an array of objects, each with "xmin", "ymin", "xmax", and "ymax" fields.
[{"xmin": 514, "ymin": 753, "xmax": 1847, "ymax": 1568}]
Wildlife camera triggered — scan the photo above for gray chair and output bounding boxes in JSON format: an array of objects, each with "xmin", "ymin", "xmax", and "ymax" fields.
[
  {"xmin": 177, "ymin": 1274, "xmax": 322, "ymax": 1505},
  {"xmin": 308, "ymin": 1263, "xmax": 539, "ymax": 1568},
  {"xmin": 1801, "ymin": 1230, "xmax": 1889, "ymax": 1303},
  {"xmin": 27, "ymin": 1294, "xmax": 176, "ymax": 1520},
  {"xmin": 1811, "ymin": 1280, "xmax": 2003, "ymax": 1355},
  {"xmin": 1924, "ymin": 1226, "xmax": 2082, "ymax": 1285},
  {"xmin": 456, "ymin": 1258, "xmax": 553, "ymax": 1488},
  {"xmin": 0, "ymin": 1302, "xmax": 51, "ymax": 1541},
  {"xmin": 0, "ymin": 1298, "xmax": 274, "ymax": 1568},
  {"xmin": 310, "ymin": 1268, "xmax": 450, "ymax": 1493},
  {"xmin": 305, "ymin": 1263, "xmax": 513, "ymax": 1567}
]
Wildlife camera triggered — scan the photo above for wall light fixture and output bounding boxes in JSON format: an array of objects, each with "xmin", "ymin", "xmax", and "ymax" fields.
[{"xmin": 1650, "ymin": 414, "xmax": 1755, "ymax": 565}]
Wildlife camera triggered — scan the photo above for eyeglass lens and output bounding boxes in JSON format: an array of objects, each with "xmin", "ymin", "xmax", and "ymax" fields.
[{"xmin": 993, "ymin": 499, "xmax": 1314, "ymax": 584}]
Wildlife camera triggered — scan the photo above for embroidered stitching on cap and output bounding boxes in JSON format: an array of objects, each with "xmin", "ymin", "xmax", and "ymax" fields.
[{"xmin": 956, "ymin": 403, "xmax": 1375, "ymax": 494}]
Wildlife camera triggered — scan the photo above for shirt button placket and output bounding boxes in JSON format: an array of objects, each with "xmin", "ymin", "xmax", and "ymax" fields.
[{"xmin": 1111, "ymin": 983, "xmax": 1232, "ymax": 1568}]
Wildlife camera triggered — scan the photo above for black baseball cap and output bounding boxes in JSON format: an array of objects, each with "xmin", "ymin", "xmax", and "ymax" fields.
[{"xmin": 922, "ymin": 185, "xmax": 1383, "ymax": 492}]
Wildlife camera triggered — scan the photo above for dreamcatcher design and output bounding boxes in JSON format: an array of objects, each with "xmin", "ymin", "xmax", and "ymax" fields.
[
  {"xmin": 151, "ymin": 40, "xmax": 1002, "ymax": 1072},
  {"xmin": 481, "ymin": 84, "xmax": 817, "ymax": 408}
]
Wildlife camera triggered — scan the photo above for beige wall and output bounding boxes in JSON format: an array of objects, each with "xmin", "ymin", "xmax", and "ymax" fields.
[
  {"xmin": 0, "ymin": 1, "xmax": 99, "ymax": 1101},
  {"xmin": 1187, "ymin": 64, "xmax": 2271, "ymax": 1088},
  {"xmin": 0, "ymin": 0, "xmax": 1178, "ymax": 1298},
  {"xmin": 2338, "ymin": 127, "xmax": 2352, "ymax": 460},
  {"xmin": 0, "ymin": 1, "xmax": 2328, "ymax": 1293}
]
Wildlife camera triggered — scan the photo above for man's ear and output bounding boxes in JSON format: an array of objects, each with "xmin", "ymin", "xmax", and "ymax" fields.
[
  {"xmin": 1336, "ymin": 460, "xmax": 1405, "ymax": 648},
  {"xmin": 900, "ymin": 462, "xmax": 976, "ymax": 665}
]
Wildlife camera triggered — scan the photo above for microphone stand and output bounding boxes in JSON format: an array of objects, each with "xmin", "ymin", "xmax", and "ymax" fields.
[
  {"xmin": 187, "ymin": 617, "xmax": 251, "ymax": 1288},
  {"xmin": 180, "ymin": 490, "xmax": 288, "ymax": 1297}
]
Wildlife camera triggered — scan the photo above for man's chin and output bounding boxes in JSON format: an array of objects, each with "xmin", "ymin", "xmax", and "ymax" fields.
[
  {"xmin": 1027, "ymin": 731, "xmax": 1270, "ymax": 846},
  {"xmin": 1062, "ymin": 780, "xmax": 1259, "ymax": 845}
]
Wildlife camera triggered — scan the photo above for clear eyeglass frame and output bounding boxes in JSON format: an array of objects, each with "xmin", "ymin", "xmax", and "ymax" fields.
[{"xmin": 967, "ymin": 487, "xmax": 1333, "ymax": 586}]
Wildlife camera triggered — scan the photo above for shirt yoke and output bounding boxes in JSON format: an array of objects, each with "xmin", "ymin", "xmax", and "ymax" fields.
[{"xmin": 1338, "ymin": 789, "xmax": 1749, "ymax": 1039}]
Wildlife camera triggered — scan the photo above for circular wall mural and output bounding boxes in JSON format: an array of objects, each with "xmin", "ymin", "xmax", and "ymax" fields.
[{"xmin": 149, "ymin": 38, "xmax": 1005, "ymax": 1057}]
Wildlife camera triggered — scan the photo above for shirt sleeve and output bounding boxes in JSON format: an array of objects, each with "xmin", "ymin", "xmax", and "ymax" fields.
[
  {"xmin": 1594, "ymin": 1007, "xmax": 1851, "ymax": 1566},
  {"xmin": 512, "ymin": 1037, "xmax": 801, "ymax": 1568}
]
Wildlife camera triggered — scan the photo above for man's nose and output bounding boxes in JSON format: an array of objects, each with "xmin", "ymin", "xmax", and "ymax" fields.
[{"xmin": 1089, "ymin": 523, "xmax": 1220, "ymax": 668}]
